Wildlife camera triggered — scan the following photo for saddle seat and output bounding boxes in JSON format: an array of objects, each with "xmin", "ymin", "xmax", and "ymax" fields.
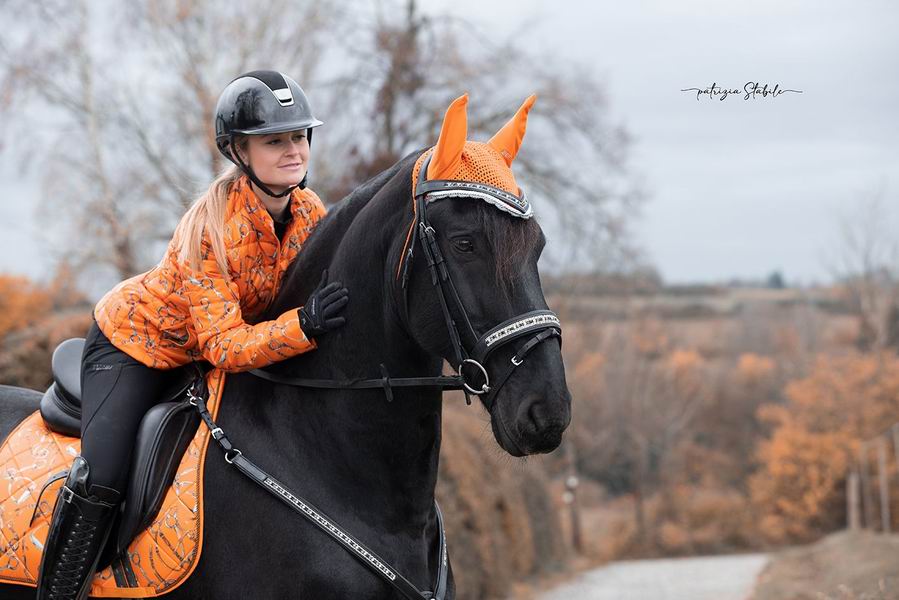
[{"xmin": 38, "ymin": 337, "xmax": 203, "ymax": 559}]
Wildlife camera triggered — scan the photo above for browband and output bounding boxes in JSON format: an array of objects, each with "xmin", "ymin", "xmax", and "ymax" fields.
[
  {"xmin": 413, "ymin": 153, "xmax": 533, "ymax": 219},
  {"xmin": 396, "ymin": 153, "xmax": 534, "ymax": 283},
  {"xmin": 415, "ymin": 179, "xmax": 533, "ymax": 219}
]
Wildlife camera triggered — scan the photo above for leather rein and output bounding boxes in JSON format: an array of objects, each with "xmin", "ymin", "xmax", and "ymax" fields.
[{"xmin": 192, "ymin": 155, "xmax": 562, "ymax": 599}]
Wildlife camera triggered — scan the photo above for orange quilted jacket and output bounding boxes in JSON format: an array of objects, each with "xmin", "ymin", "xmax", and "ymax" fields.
[{"xmin": 94, "ymin": 175, "xmax": 326, "ymax": 372}]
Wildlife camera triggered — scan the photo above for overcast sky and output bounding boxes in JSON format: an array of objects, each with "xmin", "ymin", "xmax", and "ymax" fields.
[
  {"xmin": 1, "ymin": 0, "xmax": 897, "ymax": 288},
  {"xmin": 421, "ymin": 0, "xmax": 899, "ymax": 286}
]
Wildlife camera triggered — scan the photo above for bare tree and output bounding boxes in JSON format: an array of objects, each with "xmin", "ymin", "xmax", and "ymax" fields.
[
  {"xmin": 2, "ymin": 0, "xmax": 644, "ymax": 294},
  {"xmin": 1, "ymin": 1, "xmax": 142, "ymax": 278},
  {"xmin": 827, "ymin": 185, "xmax": 899, "ymax": 351},
  {"xmin": 570, "ymin": 319, "xmax": 708, "ymax": 546},
  {"xmin": 323, "ymin": 0, "xmax": 647, "ymax": 273},
  {"xmin": 1, "ymin": 0, "xmax": 343, "ymax": 285}
]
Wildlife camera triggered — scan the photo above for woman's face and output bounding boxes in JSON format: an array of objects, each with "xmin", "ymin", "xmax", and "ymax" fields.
[{"xmin": 240, "ymin": 130, "xmax": 310, "ymax": 194}]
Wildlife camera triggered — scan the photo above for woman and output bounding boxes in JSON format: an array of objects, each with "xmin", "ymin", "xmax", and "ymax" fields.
[{"xmin": 35, "ymin": 70, "xmax": 348, "ymax": 600}]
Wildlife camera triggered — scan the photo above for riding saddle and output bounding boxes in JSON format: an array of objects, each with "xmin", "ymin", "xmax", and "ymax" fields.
[{"xmin": 39, "ymin": 337, "xmax": 203, "ymax": 560}]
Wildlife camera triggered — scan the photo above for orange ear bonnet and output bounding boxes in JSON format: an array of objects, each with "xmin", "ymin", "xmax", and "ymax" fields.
[
  {"xmin": 421, "ymin": 93, "xmax": 537, "ymax": 219},
  {"xmin": 395, "ymin": 93, "xmax": 537, "ymax": 281}
]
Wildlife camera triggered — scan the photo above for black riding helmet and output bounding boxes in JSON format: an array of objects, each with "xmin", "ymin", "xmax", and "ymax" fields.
[{"xmin": 215, "ymin": 70, "xmax": 324, "ymax": 197}]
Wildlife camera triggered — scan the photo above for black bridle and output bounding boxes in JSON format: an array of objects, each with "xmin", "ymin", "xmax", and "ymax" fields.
[
  {"xmin": 396, "ymin": 155, "xmax": 561, "ymax": 406},
  {"xmin": 193, "ymin": 154, "xmax": 562, "ymax": 599}
]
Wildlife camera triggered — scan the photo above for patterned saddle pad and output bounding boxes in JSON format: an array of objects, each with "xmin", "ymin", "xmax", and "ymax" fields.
[{"xmin": 0, "ymin": 369, "xmax": 226, "ymax": 597}]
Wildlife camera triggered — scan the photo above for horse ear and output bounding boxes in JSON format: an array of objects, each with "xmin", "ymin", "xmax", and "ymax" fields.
[
  {"xmin": 427, "ymin": 94, "xmax": 469, "ymax": 180},
  {"xmin": 488, "ymin": 94, "xmax": 536, "ymax": 166}
]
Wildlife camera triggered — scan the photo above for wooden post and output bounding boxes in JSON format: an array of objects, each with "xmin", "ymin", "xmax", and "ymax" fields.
[
  {"xmin": 563, "ymin": 441, "xmax": 583, "ymax": 554},
  {"xmin": 893, "ymin": 425, "xmax": 899, "ymax": 484},
  {"xmin": 847, "ymin": 470, "xmax": 861, "ymax": 530},
  {"xmin": 878, "ymin": 437, "xmax": 891, "ymax": 533},
  {"xmin": 859, "ymin": 443, "xmax": 875, "ymax": 529}
]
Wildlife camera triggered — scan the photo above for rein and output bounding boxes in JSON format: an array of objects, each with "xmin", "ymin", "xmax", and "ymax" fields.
[
  {"xmin": 248, "ymin": 368, "xmax": 465, "ymax": 404},
  {"xmin": 198, "ymin": 153, "xmax": 562, "ymax": 598}
]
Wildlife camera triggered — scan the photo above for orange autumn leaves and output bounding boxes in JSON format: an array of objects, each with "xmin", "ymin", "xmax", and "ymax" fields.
[
  {"xmin": 568, "ymin": 324, "xmax": 899, "ymax": 553},
  {"xmin": 0, "ymin": 269, "xmax": 93, "ymax": 389},
  {"xmin": 751, "ymin": 353, "xmax": 899, "ymax": 543},
  {"xmin": 0, "ymin": 266, "xmax": 87, "ymax": 337},
  {"xmin": 0, "ymin": 274, "xmax": 53, "ymax": 338}
]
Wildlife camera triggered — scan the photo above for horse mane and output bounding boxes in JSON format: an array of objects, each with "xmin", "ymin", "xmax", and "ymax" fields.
[{"xmin": 262, "ymin": 150, "xmax": 420, "ymax": 321}]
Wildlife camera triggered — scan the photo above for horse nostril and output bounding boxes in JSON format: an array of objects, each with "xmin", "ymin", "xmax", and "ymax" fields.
[
  {"xmin": 526, "ymin": 400, "xmax": 550, "ymax": 434},
  {"xmin": 523, "ymin": 395, "xmax": 570, "ymax": 438}
]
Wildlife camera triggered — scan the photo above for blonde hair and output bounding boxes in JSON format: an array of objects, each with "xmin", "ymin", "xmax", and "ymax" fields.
[{"xmin": 171, "ymin": 138, "xmax": 249, "ymax": 282}]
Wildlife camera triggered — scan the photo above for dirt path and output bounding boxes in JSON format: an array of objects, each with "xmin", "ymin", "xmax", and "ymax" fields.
[
  {"xmin": 750, "ymin": 531, "xmax": 899, "ymax": 600},
  {"xmin": 537, "ymin": 553, "xmax": 769, "ymax": 600}
]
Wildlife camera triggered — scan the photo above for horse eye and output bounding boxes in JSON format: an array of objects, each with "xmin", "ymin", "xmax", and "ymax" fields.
[{"xmin": 453, "ymin": 239, "xmax": 474, "ymax": 253}]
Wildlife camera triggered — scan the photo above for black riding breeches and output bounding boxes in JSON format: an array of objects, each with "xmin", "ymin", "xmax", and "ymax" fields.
[{"xmin": 79, "ymin": 318, "xmax": 181, "ymax": 496}]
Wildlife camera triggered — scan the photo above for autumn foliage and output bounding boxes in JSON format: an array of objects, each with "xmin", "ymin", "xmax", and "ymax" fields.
[
  {"xmin": 438, "ymin": 397, "xmax": 568, "ymax": 598},
  {"xmin": 0, "ymin": 267, "xmax": 93, "ymax": 389},
  {"xmin": 750, "ymin": 353, "xmax": 899, "ymax": 543},
  {"xmin": 558, "ymin": 302, "xmax": 899, "ymax": 560},
  {"xmin": 0, "ymin": 274, "xmax": 53, "ymax": 338}
]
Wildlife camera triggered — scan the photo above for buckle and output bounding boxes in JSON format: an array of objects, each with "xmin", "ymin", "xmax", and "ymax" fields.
[{"xmin": 60, "ymin": 485, "xmax": 74, "ymax": 504}]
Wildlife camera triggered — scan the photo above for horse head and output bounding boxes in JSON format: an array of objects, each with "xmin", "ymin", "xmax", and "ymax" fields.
[
  {"xmin": 268, "ymin": 94, "xmax": 571, "ymax": 460},
  {"xmin": 397, "ymin": 94, "xmax": 572, "ymax": 457}
]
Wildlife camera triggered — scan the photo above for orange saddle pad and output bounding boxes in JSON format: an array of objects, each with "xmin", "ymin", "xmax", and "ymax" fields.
[{"xmin": 0, "ymin": 369, "xmax": 227, "ymax": 597}]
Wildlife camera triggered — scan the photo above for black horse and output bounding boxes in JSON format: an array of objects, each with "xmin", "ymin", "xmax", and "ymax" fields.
[{"xmin": 0, "ymin": 142, "xmax": 571, "ymax": 598}]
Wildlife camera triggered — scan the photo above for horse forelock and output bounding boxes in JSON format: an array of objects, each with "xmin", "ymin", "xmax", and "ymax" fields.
[
  {"xmin": 411, "ymin": 143, "xmax": 542, "ymax": 296},
  {"xmin": 475, "ymin": 201, "xmax": 542, "ymax": 295}
]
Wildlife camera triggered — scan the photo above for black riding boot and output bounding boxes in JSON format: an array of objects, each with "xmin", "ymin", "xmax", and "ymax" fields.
[{"xmin": 36, "ymin": 456, "xmax": 121, "ymax": 600}]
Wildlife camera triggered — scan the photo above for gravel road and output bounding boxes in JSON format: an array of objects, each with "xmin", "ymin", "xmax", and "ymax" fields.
[{"xmin": 538, "ymin": 553, "xmax": 769, "ymax": 600}]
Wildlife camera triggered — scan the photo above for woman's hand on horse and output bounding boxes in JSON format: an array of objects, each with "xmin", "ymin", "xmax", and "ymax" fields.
[{"xmin": 298, "ymin": 269, "xmax": 349, "ymax": 338}]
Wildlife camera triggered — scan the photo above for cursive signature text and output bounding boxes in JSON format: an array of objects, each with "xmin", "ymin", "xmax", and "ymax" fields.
[{"xmin": 681, "ymin": 82, "xmax": 803, "ymax": 101}]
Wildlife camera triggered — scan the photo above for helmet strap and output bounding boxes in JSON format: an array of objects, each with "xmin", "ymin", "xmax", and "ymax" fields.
[{"xmin": 299, "ymin": 128, "xmax": 313, "ymax": 190}]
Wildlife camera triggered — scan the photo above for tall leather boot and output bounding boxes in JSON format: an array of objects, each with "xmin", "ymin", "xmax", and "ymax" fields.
[{"xmin": 36, "ymin": 456, "xmax": 121, "ymax": 600}]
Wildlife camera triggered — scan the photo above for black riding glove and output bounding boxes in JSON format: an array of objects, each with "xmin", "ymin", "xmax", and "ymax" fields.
[{"xmin": 298, "ymin": 269, "xmax": 349, "ymax": 338}]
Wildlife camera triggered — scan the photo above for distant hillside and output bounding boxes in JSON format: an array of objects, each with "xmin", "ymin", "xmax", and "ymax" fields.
[{"xmin": 543, "ymin": 274, "xmax": 852, "ymax": 321}]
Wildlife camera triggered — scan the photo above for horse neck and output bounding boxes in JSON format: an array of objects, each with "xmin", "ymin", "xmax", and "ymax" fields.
[{"xmin": 273, "ymin": 186, "xmax": 444, "ymax": 528}]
